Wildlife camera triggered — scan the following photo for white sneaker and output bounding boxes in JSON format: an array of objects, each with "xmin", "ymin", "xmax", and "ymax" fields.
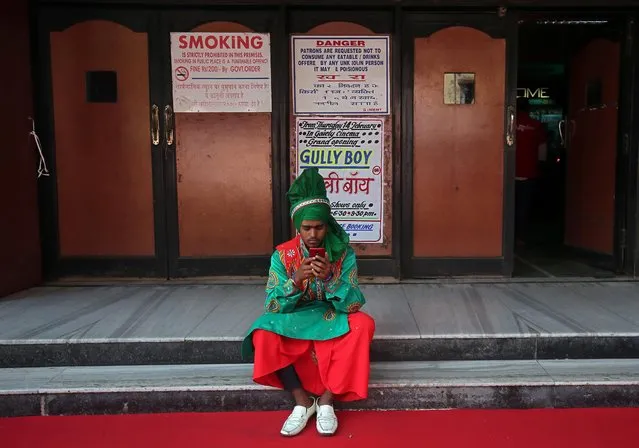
[
  {"xmin": 280, "ymin": 397, "xmax": 317, "ymax": 437},
  {"xmin": 316, "ymin": 403, "xmax": 338, "ymax": 436}
]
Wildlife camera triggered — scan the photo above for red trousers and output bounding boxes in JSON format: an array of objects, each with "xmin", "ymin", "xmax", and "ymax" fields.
[{"xmin": 252, "ymin": 312, "xmax": 375, "ymax": 402}]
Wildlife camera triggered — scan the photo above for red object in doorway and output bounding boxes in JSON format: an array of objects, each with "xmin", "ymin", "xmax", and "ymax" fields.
[
  {"xmin": 515, "ymin": 111, "xmax": 546, "ymax": 180},
  {"xmin": 2, "ymin": 408, "xmax": 639, "ymax": 448}
]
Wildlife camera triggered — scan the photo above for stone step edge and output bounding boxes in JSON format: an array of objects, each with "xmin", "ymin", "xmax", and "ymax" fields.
[
  {"xmin": 4, "ymin": 335, "xmax": 639, "ymax": 368},
  {"xmin": 2, "ymin": 359, "xmax": 639, "ymax": 393},
  {"xmin": 2, "ymin": 360, "xmax": 639, "ymax": 416},
  {"xmin": 3, "ymin": 383, "xmax": 639, "ymax": 416},
  {"xmin": 3, "ymin": 333, "xmax": 639, "ymax": 344},
  {"xmin": 6, "ymin": 380, "xmax": 639, "ymax": 395}
]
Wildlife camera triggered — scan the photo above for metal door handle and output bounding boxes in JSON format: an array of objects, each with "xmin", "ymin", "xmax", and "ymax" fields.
[
  {"xmin": 558, "ymin": 119, "xmax": 565, "ymax": 147},
  {"xmin": 151, "ymin": 104, "xmax": 160, "ymax": 146},
  {"xmin": 506, "ymin": 105, "xmax": 515, "ymax": 147},
  {"xmin": 164, "ymin": 105, "xmax": 174, "ymax": 146}
]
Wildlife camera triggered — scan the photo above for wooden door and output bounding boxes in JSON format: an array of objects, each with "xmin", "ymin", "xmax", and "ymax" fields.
[
  {"xmin": 37, "ymin": 7, "xmax": 168, "ymax": 278},
  {"xmin": 564, "ymin": 39, "xmax": 620, "ymax": 258},
  {"xmin": 402, "ymin": 13, "xmax": 517, "ymax": 277},
  {"xmin": 161, "ymin": 10, "xmax": 280, "ymax": 277}
]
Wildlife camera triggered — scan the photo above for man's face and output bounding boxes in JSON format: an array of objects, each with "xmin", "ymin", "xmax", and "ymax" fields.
[{"xmin": 299, "ymin": 220, "xmax": 327, "ymax": 248}]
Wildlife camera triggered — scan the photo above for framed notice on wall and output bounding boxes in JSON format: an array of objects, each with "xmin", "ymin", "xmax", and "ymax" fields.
[
  {"xmin": 170, "ymin": 32, "xmax": 272, "ymax": 113},
  {"xmin": 296, "ymin": 117, "xmax": 384, "ymax": 243},
  {"xmin": 291, "ymin": 36, "xmax": 390, "ymax": 115}
]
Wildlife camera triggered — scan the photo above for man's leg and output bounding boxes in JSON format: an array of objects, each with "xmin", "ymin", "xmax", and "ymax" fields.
[
  {"xmin": 277, "ymin": 365, "xmax": 313, "ymax": 407},
  {"xmin": 251, "ymin": 331, "xmax": 317, "ymax": 437},
  {"xmin": 277, "ymin": 363, "xmax": 317, "ymax": 437},
  {"xmin": 315, "ymin": 312, "xmax": 375, "ymax": 436},
  {"xmin": 318, "ymin": 390, "xmax": 333, "ymax": 406}
]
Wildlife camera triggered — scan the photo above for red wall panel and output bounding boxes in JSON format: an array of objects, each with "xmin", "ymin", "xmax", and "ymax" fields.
[{"xmin": 0, "ymin": 0, "xmax": 42, "ymax": 296}]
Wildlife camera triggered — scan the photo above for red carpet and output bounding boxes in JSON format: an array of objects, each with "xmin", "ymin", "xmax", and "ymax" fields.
[{"xmin": 1, "ymin": 409, "xmax": 639, "ymax": 447}]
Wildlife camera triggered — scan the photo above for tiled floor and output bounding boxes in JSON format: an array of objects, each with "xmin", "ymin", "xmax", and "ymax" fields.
[
  {"xmin": 2, "ymin": 282, "xmax": 639, "ymax": 342},
  {"xmin": 514, "ymin": 255, "xmax": 616, "ymax": 279}
]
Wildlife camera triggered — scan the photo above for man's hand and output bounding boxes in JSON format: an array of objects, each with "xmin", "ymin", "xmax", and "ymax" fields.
[
  {"xmin": 311, "ymin": 255, "xmax": 331, "ymax": 281},
  {"xmin": 294, "ymin": 258, "xmax": 314, "ymax": 287}
]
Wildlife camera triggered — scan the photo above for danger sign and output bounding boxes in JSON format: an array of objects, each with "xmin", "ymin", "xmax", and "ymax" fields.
[
  {"xmin": 291, "ymin": 35, "xmax": 390, "ymax": 115},
  {"xmin": 170, "ymin": 32, "xmax": 272, "ymax": 113}
]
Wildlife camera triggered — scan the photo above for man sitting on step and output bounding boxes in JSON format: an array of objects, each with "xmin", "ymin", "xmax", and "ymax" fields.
[{"xmin": 242, "ymin": 167, "xmax": 376, "ymax": 437}]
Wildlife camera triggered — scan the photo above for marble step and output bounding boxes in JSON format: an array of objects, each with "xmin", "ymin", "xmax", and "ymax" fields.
[
  {"xmin": 2, "ymin": 334, "xmax": 639, "ymax": 368},
  {"xmin": 2, "ymin": 359, "xmax": 639, "ymax": 417}
]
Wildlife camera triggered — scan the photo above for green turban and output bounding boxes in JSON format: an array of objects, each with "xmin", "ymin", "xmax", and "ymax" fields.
[{"xmin": 287, "ymin": 168, "xmax": 349, "ymax": 262}]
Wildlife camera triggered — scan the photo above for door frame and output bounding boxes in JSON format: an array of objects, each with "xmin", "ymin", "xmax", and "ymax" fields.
[
  {"xmin": 34, "ymin": 6, "xmax": 170, "ymax": 279},
  {"xmin": 620, "ymin": 13, "xmax": 639, "ymax": 276},
  {"xmin": 32, "ymin": 6, "xmax": 288, "ymax": 279},
  {"xmin": 32, "ymin": 4, "xmax": 404, "ymax": 280},
  {"xmin": 34, "ymin": 3, "xmax": 638, "ymax": 280},
  {"xmin": 517, "ymin": 10, "xmax": 638, "ymax": 276},
  {"xmin": 400, "ymin": 10, "xmax": 519, "ymax": 278}
]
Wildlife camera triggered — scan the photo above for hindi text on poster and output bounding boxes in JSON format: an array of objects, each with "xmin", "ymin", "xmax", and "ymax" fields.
[
  {"xmin": 292, "ymin": 36, "xmax": 390, "ymax": 115},
  {"xmin": 170, "ymin": 32, "xmax": 272, "ymax": 113},
  {"xmin": 296, "ymin": 118, "xmax": 384, "ymax": 243}
]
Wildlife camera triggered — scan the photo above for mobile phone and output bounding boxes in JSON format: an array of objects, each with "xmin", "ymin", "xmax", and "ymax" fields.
[{"xmin": 309, "ymin": 248, "xmax": 326, "ymax": 259}]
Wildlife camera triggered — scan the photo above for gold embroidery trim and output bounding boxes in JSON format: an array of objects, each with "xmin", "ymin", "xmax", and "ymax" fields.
[
  {"xmin": 349, "ymin": 268, "xmax": 359, "ymax": 287},
  {"xmin": 266, "ymin": 270, "xmax": 279, "ymax": 289},
  {"xmin": 347, "ymin": 302, "xmax": 362, "ymax": 313},
  {"xmin": 266, "ymin": 299, "xmax": 281, "ymax": 313},
  {"xmin": 323, "ymin": 309, "xmax": 336, "ymax": 321}
]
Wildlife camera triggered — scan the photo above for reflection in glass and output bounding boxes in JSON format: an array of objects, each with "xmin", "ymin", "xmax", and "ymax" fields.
[{"xmin": 444, "ymin": 73, "xmax": 475, "ymax": 105}]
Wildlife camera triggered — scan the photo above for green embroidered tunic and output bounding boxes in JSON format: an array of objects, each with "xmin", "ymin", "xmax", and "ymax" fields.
[{"xmin": 241, "ymin": 238, "xmax": 365, "ymax": 360}]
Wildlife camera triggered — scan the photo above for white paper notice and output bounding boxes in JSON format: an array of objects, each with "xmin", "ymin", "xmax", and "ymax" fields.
[
  {"xmin": 296, "ymin": 118, "xmax": 384, "ymax": 243},
  {"xmin": 170, "ymin": 32, "xmax": 272, "ymax": 113},
  {"xmin": 292, "ymin": 36, "xmax": 390, "ymax": 115}
]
